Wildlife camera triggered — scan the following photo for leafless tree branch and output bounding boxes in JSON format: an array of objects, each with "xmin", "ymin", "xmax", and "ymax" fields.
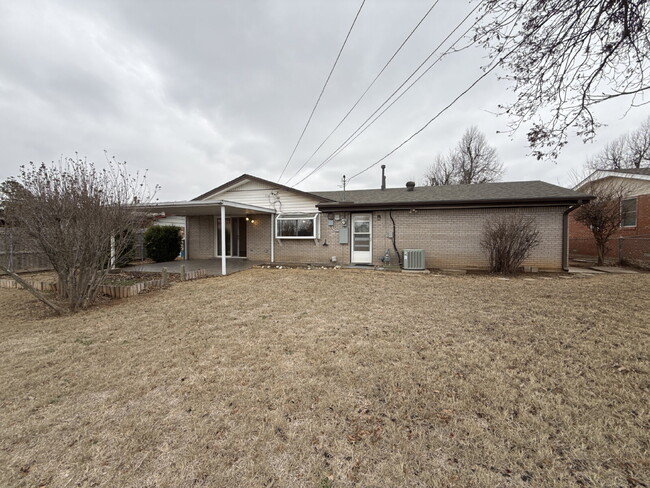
[{"xmin": 475, "ymin": 0, "xmax": 650, "ymax": 159}]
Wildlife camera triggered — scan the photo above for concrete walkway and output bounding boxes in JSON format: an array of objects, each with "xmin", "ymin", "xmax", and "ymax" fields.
[
  {"xmin": 568, "ymin": 267, "xmax": 605, "ymax": 274},
  {"xmin": 124, "ymin": 259, "xmax": 261, "ymax": 276},
  {"xmin": 590, "ymin": 266, "xmax": 639, "ymax": 274}
]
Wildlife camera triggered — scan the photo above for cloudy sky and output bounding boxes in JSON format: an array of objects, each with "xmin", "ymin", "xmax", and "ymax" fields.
[{"xmin": 0, "ymin": 0, "xmax": 647, "ymax": 200}]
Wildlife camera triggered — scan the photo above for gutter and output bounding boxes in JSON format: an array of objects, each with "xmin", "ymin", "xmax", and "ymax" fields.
[{"xmin": 318, "ymin": 197, "xmax": 592, "ymax": 212}]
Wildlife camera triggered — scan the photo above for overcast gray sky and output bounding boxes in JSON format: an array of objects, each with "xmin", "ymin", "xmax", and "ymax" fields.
[{"xmin": 1, "ymin": 0, "xmax": 647, "ymax": 200}]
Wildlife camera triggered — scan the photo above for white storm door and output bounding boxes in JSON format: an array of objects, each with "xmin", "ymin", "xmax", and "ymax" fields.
[{"xmin": 351, "ymin": 214, "xmax": 372, "ymax": 264}]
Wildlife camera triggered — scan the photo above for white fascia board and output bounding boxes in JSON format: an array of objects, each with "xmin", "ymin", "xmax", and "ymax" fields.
[
  {"xmin": 574, "ymin": 170, "xmax": 650, "ymax": 190},
  {"xmin": 138, "ymin": 200, "xmax": 275, "ymax": 214}
]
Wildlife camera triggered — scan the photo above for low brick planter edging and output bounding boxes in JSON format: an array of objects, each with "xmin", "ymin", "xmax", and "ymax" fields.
[
  {"xmin": 0, "ymin": 279, "xmax": 57, "ymax": 292},
  {"xmin": 0, "ymin": 268, "xmax": 208, "ymax": 299}
]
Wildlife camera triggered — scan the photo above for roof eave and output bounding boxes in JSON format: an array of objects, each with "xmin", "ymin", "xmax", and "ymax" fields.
[
  {"xmin": 317, "ymin": 196, "xmax": 593, "ymax": 211},
  {"xmin": 574, "ymin": 169, "xmax": 650, "ymax": 189},
  {"xmin": 192, "ymin": 174, "xmax": 336, "ymax": 203}
]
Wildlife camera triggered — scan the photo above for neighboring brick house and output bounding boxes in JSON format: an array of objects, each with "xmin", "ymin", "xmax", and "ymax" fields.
[
  {"xmin": 149, "ymin": 174, "xmax": 592, "ymax": 272},
  {"xmin": 569, "ymin": 168, "xmax": 650, "ymax": 265}
]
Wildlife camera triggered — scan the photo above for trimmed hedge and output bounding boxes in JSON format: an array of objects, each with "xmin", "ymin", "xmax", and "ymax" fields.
[{"xmin": 144, "ymin": 225, "xmax": 182, "ymax": 263}]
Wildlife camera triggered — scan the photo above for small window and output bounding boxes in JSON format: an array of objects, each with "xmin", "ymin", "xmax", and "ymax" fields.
[
  {"xmin": 275, "ymin": 213, "xmax": 320, "ymax": 239},
  {"xmin": 621, "ymin": 198, "xmax": 637, "ymax": 227}
]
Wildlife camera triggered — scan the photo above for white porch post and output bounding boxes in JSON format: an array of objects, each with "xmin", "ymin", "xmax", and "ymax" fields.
[
  {"xmin": 220, "ymin": 205, "xmax": 227, "ymax": 275},
  {"xmin": 110, "ymin": 236, "xmax": 116, "ymax": 269},
  {"xmin": 271, "ymin": 214, "xmax": 275, "ymax": 263}
]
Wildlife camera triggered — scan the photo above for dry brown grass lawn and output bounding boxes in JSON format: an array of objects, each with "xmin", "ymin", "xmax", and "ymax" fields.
[{"xmin": 1, "ymin": 269, "xmax": 648, "ymax": 487}]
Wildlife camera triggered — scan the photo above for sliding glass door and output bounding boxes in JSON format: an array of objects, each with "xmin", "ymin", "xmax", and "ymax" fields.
[{"xmin": 216, "ymin": 217, "xmax": 247, "ymax": 257}]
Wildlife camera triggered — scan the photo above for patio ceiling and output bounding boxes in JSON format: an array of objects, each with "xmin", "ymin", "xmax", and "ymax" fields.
[{"xmin": 139, "ymin": 200, "xmax": 275, "ymax": 217}]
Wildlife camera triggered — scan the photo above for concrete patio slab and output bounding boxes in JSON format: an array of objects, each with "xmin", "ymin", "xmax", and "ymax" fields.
[{"xmin": 123, "ymin": 259, "xmax": 261, "ymax": 276}]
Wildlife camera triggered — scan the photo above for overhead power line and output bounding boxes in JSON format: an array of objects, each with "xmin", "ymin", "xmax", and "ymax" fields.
[
  {"xmin": 346, "ymin": 23, "xmax": 543, "ymax": 183},
  {"xmin": 277, "ymin": 0, "xmax": 366, "ymax": 182},
  {"xmin": 284, "ymin": 0, "xmax": 442, "ymax": 185},
  {"xmin": 346, "ymin": 64, "xmax": 501, "ymax": 183},
  {"xmin": 291, "ymin": 2, "xmax": 484, "ymax": 188}
]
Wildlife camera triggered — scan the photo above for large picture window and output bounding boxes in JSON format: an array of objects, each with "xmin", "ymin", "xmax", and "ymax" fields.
[
  {"xmin": 275, "ymin": 213, "xmax": 320, "ymax": 239},
  {"xmin": 621, "ymin": 198, "xmax": 637, "ymax": 227}
]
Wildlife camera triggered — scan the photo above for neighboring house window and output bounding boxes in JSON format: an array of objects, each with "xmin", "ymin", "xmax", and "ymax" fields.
[
  {"xmin": 621, "ymin": 198, "xmax": 637, "ymax": 227},
  {"xmin": 276, "ymin": 213, "xmax": 320, "ymax": 239}
]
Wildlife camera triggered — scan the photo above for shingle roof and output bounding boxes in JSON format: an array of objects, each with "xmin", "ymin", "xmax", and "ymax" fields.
[
  {"xmin": 603, "ymin": 168, "xmax": 650, "ymax": 176},
  {"xmin": 313, "ymin": 180, "xmax": 591, "ymax": 208}
]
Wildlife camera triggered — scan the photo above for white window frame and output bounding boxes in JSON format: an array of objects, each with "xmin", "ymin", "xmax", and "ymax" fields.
[
  {"xmin": 621, "ymin": 198, "xmax": 637, "ymax": 228},
  {"xmin": 275, "ymin": 213, "xmax": 320, "ymax": 239}
]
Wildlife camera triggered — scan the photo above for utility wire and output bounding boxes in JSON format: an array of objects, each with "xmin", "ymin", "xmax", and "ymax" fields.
[
  {"xmin": 284, "ymin": 0, "xmax": 442, "ymax": 185},
  {"xmin": 291, "ymin": 2, "xmax": 483, "ymax": 188},
  {"xmin": 295, "ymin": 15, "xmax": 483, "ymax": 186},
  {"xmin": 346, "ymin": 25, "xmax": 540, "ymax": 183},
  {"xmin": 277, "ymin": 0, "xmax": 366, "ymax": 182},
  {"xmin": 347, "ymin": 64, "xmax": 500, "ymax": 182}
]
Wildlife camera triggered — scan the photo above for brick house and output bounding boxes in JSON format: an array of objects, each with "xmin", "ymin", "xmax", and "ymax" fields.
[
  {"xmin": 569, "ymin": 168, "xmax": 650, "ymax": 265},
  {"xmin": 148, "ymin": 174, "xmax": 591, "ymax": 273}
]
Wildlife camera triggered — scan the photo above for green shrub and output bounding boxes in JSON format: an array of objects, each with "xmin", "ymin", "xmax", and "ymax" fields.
[{"xmin": 144, "ymin": 225, "xmax": 182, "ymax": 263}]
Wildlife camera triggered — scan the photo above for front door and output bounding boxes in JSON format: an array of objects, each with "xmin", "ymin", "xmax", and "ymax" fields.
[{"xmin": 351, "ymin": 214, "xmax": 372, "ymax": 264}]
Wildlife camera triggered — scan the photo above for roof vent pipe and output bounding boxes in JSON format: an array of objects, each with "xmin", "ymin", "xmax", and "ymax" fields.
[
  {"xmin": 381, "ymin": 165, "xmax": 386, "ymax": 190},
  {"xmin": 406, "ymin": 181, "xmax": 415, "ymax": 191}
]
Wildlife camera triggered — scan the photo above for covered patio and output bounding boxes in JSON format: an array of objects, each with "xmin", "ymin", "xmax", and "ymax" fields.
[{"xmin": 138, "ymin": 200, "xmax": 275, "ymax": 276}]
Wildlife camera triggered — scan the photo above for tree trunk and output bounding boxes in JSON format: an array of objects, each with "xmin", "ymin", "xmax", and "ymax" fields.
[
  {"xmin": 0, "ymin": 264, "xmax": 65, "ymax": 315},
  {"xmin": 596, "ymin": 242, "xmax": 605, "ymax": 266}
]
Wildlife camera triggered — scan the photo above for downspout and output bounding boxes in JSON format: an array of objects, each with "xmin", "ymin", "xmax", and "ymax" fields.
[
  {"xmin": 389, "ymin": 209, "xmax": 402, "ymax": 266},
  {"xmin": 562, "ymin": 204, "xmax": 581, "ymax": 272}
]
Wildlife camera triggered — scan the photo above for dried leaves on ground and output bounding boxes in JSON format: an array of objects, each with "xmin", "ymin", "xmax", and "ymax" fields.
[{"xmin": 1, "ymin": 269, "xmax": 648, "ymax": 487}]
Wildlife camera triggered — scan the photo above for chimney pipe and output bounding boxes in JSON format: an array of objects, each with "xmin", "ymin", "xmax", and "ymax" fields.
[
  {"xmin": 381, "ymin": 165, "xmax": 386, "ymax": 190},
  {"xmin": 406, "ymin": 181, "xmax": 415, "ymax": 191}
]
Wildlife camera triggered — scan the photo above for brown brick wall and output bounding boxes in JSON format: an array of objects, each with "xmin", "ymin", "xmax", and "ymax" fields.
[
  {"xmin": 246, "ymin": 215, "xmax": 272, "ymax": 261},
  {"xmin": 371, "ymin": 207, "xmax": 565, "ymax": 270},
  {"xmin": 271, "ymin": 212, "xmax": 352, "ymax": 264},
  {"xmin": 241, "ymin": 206, "xmax": 567, "ymax": 270},
  {"xmin": 187, "ymin": 215, "xmax": 214, "ymax": 259},
  {"xmin": 569, "ymin": 194, "xmax": 650, "ymax": 259}
]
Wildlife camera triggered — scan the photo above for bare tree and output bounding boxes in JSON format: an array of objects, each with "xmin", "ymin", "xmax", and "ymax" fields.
[
  {"xmin": 572, "ymin": 180, "xmax": 628, "ymax": 265},
  {"xmin": 424, "ymin": 153, "xmax": 456, "ymax": 186},
  {"xmin": 480, "ymin": 214, "xmax": 541, "ymax": 274},
  {"xmin": 453, "ymin": 126, "xmax": 503, "ymax": 184},
  {"xmin": 586, "ymin": 136, "xmax": 629, "ymax": 171},
  {"xmin": 475, "ymin": 1, "xmax": 650, "ymax": 160},
  {"xmin": 0, "ymin": 156, "xmax": 156, "ymax": 312},
  {"xmin": 425, "ymin": 126, "xmax": 503, "ymax": 185},
  {"xmin": 627, "ymin": 117, "xmax": 650, "ymax": 168},
  {"xmin": 587, "ymin": 117, "xmax": 650, "ymax": 171}
]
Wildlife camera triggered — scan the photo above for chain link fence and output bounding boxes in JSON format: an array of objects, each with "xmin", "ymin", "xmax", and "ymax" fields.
[{"xmin": 569, "ymin": 235, "xmax": 650, "ymax": 269}]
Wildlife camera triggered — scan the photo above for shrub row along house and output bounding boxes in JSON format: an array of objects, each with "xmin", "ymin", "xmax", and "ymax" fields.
[{"xmin": 147, "ymin": 173, "xmax": 592, "ymax": 274}]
